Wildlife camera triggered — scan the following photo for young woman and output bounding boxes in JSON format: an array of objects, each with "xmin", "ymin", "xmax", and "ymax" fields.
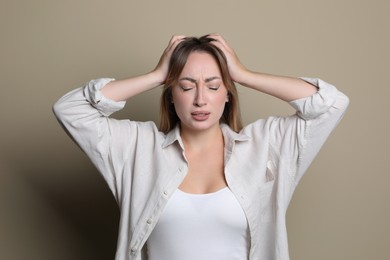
[{"xmin": 53, "ymin": 34, "xmax": 349, "ymax": 260}]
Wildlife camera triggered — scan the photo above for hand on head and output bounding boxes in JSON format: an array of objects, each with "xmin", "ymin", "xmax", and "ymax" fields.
[
  {"xmin": 154, "ymin": 33, "xmax": 248, "ymax": 85},
  {"xmin": 153, "ymin": 35, "xmax": 186, "ymax": 84},
  {"xmin": 206, "ymin": 33, "xmax": 248, "ymax": 84}
]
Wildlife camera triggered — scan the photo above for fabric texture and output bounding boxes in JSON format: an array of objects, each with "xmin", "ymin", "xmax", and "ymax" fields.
[
  {"xmin": 53, "ymin": 77, "xmax": 349, "ymax": 260},
  {"xmin": 146, "ymin": 187, "xmax": 249, "ymax": 260}
]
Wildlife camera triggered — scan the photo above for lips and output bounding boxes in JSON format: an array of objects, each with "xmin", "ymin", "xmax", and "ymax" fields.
[{"xmin": 191, "ymin": 111, "xmax": 210, "ymax": 121}]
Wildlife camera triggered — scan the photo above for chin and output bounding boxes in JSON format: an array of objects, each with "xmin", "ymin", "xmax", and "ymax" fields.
[{"xmin": 182, "ymin": 121, "xmax": 219, "ymax": 132}]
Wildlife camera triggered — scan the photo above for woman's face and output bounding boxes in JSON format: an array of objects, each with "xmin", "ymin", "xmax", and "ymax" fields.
[{"xmin": 172, "ymin": 51, "xmax": 228, "ymax": 133}]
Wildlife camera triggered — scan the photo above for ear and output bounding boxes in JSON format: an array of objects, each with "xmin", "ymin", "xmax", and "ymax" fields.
[{"xmin": 225, "ymin": 93, "xmax": 229, "ymax": 102}]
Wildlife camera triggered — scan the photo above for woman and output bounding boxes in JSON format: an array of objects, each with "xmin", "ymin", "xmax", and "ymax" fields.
[{"xmin": 53, "ymin": 34, "xmax": 349, "ymax": 260}]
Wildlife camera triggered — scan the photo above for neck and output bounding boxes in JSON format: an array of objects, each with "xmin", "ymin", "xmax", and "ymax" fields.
[{"xmin": 180, "ymin": 124, "xmax": 223, "ymax": 151}]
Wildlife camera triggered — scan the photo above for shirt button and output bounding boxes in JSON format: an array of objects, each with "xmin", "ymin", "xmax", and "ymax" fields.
[
  {"xmin": 147, "ymin": 218, "xmax": 153, "ymax": 224},
  {"xmin": 130, "ymin": 248, "xmax": 137, "ymax": 254},
  {"xmin": 163, "ymin": 190, "xmax": 168, "ymax": 196}
]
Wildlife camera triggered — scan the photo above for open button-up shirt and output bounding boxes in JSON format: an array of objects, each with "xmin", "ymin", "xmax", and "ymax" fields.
[{"xmin": 53, "ymin": 77, "xmax": 349, "ymax": 260}]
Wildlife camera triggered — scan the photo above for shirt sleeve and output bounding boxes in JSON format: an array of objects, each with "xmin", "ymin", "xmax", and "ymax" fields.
[
  {"xmin": 83, "ymin": 78, "xmax": 125, "ymax": 116},
  {"xmin": 269, "ymin": 78, "xmax": 349, "ymax": 185},
  {"xmin": 53, "ymin": 78, "xmax": 132, "ymax": 201}
]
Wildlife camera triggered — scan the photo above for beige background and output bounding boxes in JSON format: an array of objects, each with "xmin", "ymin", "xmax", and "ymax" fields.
[{"xmin": 1, "ymin": 0, "xmax": 389, "ymax": 259}]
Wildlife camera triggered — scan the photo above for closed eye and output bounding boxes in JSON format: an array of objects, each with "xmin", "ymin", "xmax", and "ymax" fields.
[
  {"xmin": 180, "ymin": 86, "xmax": 193, "ymax": 91},
  {"xmin": 208, "ymin": 85, "xmax": 220, "ymax": 91}
]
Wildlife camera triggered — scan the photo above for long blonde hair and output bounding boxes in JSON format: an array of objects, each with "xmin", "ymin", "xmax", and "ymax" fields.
[{"xmin": 159, "ymin": 35, "xmax": 243, "ymax": 133}]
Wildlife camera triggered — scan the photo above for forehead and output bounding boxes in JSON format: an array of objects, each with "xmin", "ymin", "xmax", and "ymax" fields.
[{"xmin": 180, "ymin": 51, "xmax": 221, "ymax": 77}]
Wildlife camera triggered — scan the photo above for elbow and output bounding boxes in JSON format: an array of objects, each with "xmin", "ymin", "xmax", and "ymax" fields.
[
  {"xmin": 52, "ymin": 98, "xmax": 67, "ymax": 123},
  {"xmin": 341, "ymin": 92, "xmax": 350, "ymax": 109},
  {"xmin": 334, "ymin": 90, "xmax": 350, "ymax": 113}
]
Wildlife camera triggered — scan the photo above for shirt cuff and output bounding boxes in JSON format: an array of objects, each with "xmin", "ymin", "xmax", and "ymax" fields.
[
  {"xmin": 83, "ymin": 78, "xmax": 126, "ymax": 116},
  {"xmin": 288, "ymin": 77, "xmax": 339, "ymax": 120}
]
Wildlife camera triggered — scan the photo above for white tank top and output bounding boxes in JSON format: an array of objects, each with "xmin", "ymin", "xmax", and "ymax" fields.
[{"xmin": 147, "ymin": 187, "xmax": 250, "ymax": 260}]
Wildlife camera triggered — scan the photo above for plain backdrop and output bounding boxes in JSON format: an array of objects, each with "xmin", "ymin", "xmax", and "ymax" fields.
[{"xmin": 1, "ymin": 0, "xmax": 389, "ymax": 259}]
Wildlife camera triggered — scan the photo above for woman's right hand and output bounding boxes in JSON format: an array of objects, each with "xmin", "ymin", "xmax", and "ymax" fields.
[
  {"xmin": 101, "ymin": 36, "xmax": 185, "ymax": 101},
  {"xmin": 153, "ymin": 35, "xmax": 186, "ymax": 85}
]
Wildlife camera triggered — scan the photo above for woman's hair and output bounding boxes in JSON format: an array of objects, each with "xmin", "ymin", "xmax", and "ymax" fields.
[{"xmin": 159, "ymin": 35, "xmax": 243, "ymax": 133}]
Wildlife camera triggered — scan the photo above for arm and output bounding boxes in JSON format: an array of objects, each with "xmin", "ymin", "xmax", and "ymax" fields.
[
  {"xmin": 208, "ymin": 34, "xmax": 317, "ymax": 101},
  {"xmin": 53, "ymin": 36, "xmax": 185, "ymax": 201},
  {"xmin": 209, "ymin": 34, "xmax": 349, "ymax": 185},
  {"xmin": 101, "ymin": 35, "xmax": 185, "ymax": 101}
]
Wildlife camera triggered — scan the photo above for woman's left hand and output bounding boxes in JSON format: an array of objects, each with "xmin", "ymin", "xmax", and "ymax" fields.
[
  {"xmin": 207, "ymin": 34, "xmax": 317, "ymax": 101},
  {"xmin": 207, "ymin": 34, "xmax": 249, "ymax": 84}
]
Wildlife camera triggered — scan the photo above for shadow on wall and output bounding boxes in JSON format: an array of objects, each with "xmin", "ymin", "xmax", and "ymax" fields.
[{"xmin": 1, "ymin": 121, "xmax": 120, "ymax": 260}]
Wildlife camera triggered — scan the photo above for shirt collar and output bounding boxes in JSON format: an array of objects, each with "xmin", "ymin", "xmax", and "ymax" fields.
[
  {"xmin": 162, "ymin": 124, "xmax": 182, "ymax": 149},
  {"xmin": 220, "ymin": 123, "xmax": 250, "ymax": 142},
  {"xmin": 162, "ymin": 123, "xmax": 250, "ymax": 149}
]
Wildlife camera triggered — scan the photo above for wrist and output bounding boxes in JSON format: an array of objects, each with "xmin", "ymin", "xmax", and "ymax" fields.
[
  {"xmin": 148, "ymin": 70, "xmax": 166, "ymax": 87},
  {"xmin": 233, "ymin": 67, "xmax": 252, "ymax": 86}
]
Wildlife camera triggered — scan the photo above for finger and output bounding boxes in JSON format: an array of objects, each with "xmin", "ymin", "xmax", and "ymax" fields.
[
  {"xmin": 206, "ymin": 33, "xmax": 225, "ymax": 43},
  {"xmin": 209, "ymin": 37, "xmax": 231, "ymax": 54},
  {"xmin": 165, "ymin": 35, "xmax": 186, "ymax": 54},
  {"xmin": 207, "ymin": 32, "xmax": 221, "ymax": 38},
  {"xmin": 207, "ymin": 34, "xmax": 231, "ymax": 51},
  {"xmin": 169, "ymin": 35, "xmax": 186, "ymax": 47}
]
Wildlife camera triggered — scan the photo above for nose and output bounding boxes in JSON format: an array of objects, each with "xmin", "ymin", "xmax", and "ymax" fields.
[{"xmin": 194, "ymin": 87, "xmax": 206, "ymax": 107}]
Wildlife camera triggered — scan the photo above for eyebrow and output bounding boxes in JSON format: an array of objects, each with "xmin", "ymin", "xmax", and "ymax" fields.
[{"xmin": 179, "ymin": 76, "xmax": 221, "ymax": 83}]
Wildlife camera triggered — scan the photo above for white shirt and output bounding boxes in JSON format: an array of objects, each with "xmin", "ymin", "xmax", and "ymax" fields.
[
  {"xmin": 53, "ymin": 77, "xmax": 349, "ymax": 260},
  {"xmin": 147, "ymin": 187, "xmax": 249, "ymax": 260}
]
